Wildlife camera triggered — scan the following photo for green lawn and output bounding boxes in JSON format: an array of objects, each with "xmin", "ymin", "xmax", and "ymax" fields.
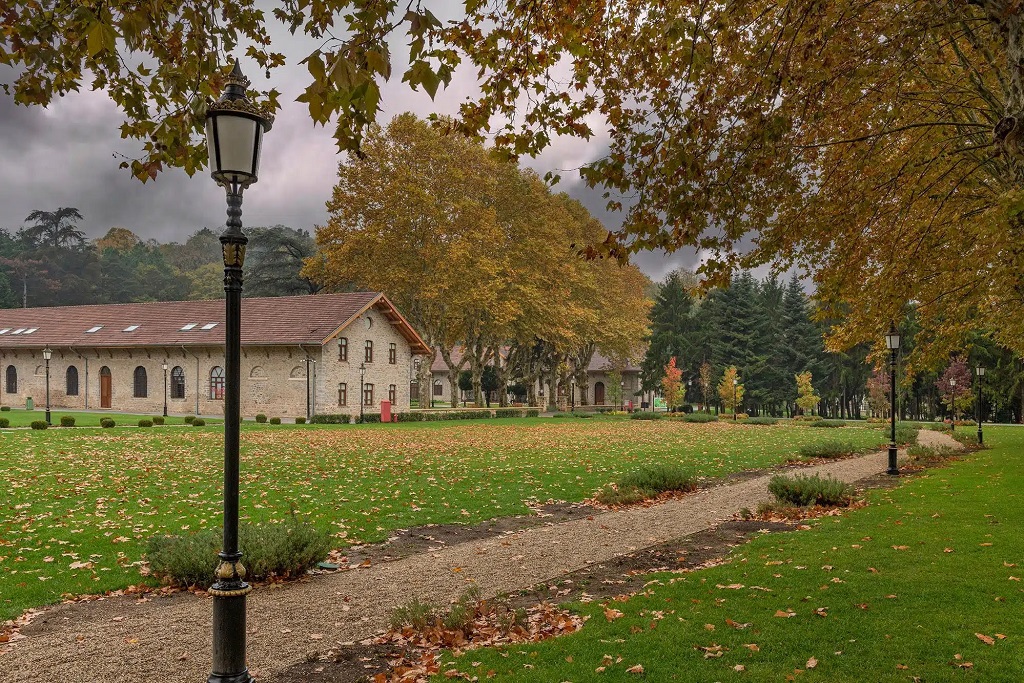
[
  {"xmin": 0, "ymin": 419, "xmax": 890, "ymax": 621},
  {"xmin": 441, "ymin": 426, "xmax": 1024, "ymax": 682},
  {"xmin": 0, "ymin": 408, "xmax": 220, "ymax": 427}
]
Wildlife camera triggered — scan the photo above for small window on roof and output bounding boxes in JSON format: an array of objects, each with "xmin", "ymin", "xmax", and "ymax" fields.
[
  {"xmin": 11, "ymin": 328, "xmax": 25, "ymax": 334},
  {"xmin": 0, "ymin": 329, "xmax": 8, "ymax": 334},
  {"xmin": 180, "ymin": 323, "xmax": 198, "ymax": 331},
  {"xmin": 123, "ymin": 325, "xmax": 139, "ymax": 332},
  {"xmin": 85, "ymin": 326, "xmax": 102, "ymax": 333},
  {"xmin": 23, "ymin": 328, "xmax": 37, "ymax": 334},
  {"xmin": 200, "ymin": 323, "xmax": 218, "ymax": 330}
]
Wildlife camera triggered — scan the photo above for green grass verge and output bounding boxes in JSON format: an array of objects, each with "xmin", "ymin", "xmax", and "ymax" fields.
[
  {"xmin": 438, "ymin": 427, "xmax": 1024, "ymax": 682},
  {"xmin": 0, "ymin": 409, "xmax": 219, "ymax": 428},
  {"xmin": 0, "ymin": 419, "xmax": 891, "ymax": 620}
]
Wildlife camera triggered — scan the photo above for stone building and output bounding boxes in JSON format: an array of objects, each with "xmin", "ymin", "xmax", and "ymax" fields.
[
  {"xmin": 0, "ymin": 292, "xmax": 430, "ymax": 419},
  {"xmin": 427, "ymin": 348, "xmax": 641, "ymax": 408}
]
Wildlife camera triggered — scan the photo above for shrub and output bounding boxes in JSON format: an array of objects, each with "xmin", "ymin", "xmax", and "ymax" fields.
[
  {"xmin": 255, "ymin": 413, "xmax": 267, "ymax": 423},
  {"xmin": 494, "ymin": 408, "xmax": 524, "ymax": 418},
  {"xmin": 746, "ymin": 416, "xmax": 778, "ymax": 425},
  {"xmin": 100, "ymin": 418, "xmax": 115, "ymax": 428},
  {"xmin": 951, "ymin": 430, "xmax": 981, "ymax": 448},
  {"xmin": 358, "ymin": 413, "xmax": 382, "ymax": 424},
  {"xmin": 894, "ymin": 424, "xmax": 918, "ymax": 446},
  {"xmin": 0, "ymin": 418, "xmax": 8, "ymax": 428},
  {"xmin": 192, "ymin": 418, "xmax": 206, "ymax": 427},
  {"xmin": 768, "ymin": 473, "xmax": 854, "ymax": 507},
  {"xmin": 809, "ymin": 419, "xmax": 846, "ymax": 428},
  {"xmin": 310, "ymin": 413, "xmax": 349, "ymax": 424},
  {"xmin": 551, "ymin": 413, "xmax": 573, "ymax": 419},
  {"xmin": 0, "ymin": 405, "xmax": 9, "ymax": 411},
  {"xmin": 184, "ymin": 415, "xmax": 195, "ymax": 424},
  {"xmin": 30, "ymin": 420, "xmax": 48, "ymax": 430},
  {"xmin": 395, "ymin": 412, "xmax": 424, "ymax": 422},
  {"xmin": 908, "ymin": 444, "xmax": 958, "ymax": 463},
  {"xmin": 525, "ymin": 409, "xmax": 540, "ymax": 417},
  {"xmin": 152, "ymin": 416, "xmax": 165, "ymax": 425},
  {"xmin": 138, "ymin": 419, "xmax": 154, "ymax": 428},
  {"xmin": 60, "ymin": 415, "xmax": 76, "ymax": 427},
  {"xmin": 269, "ymin": 417, "xmax": 282, "ymax": 425},
  {"xmin": 146, "ymin": 514, "xmax": 332, "ymax": 589},
  {"xmin": 922, "ymin": 422, "xmax": 952, "ymax": 433},
  {"xmin": 294, "ymin": 417, "xmax": 306, "ymax": 424},
  {"xmin": 630, "ymin": 411, "xmax": 662, "ymax": 420},
  {"xmin": 390, "ymin": 597, "xmax": 440, "ymax": 631},
  {"xmin": 798, "ymin": 440, "xmax": 858, "ymax": 459},
  {"xmin": 596, "ymin": 464, "xmax": 697, "ymax": 505},
  {"xmin": 682, "ymin": 412, "xmax": 717, "ymax": 423}
]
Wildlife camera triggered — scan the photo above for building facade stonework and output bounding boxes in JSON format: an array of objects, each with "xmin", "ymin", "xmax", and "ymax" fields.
[{"xmin": 0, "ymin": 293, "xmax": 430, "ymax": 419}]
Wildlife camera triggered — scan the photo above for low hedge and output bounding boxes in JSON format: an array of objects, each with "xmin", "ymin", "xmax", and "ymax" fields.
[
  {"xmin": 146, "ymin": 515, "xmax": 332, "ymax": 589},
  {"xmin": 153, "ymin": 416, "xmax": 165, "ymax": 425},
  {"xmin": 100, "ymin": 418, "xmax": 116, "ymax": 428},
  {"xmin": 184, "ymin": 415, "xmax": 195, "ymax": 424},
  {"xmin": 768, "ymin": 473, "xmax": 854, "ymax": 507},
  {"xmin": 630, "ymin": 412, "xmax": 662, "ymax": 420},
  {"xmin": 60, "ymin": 415, "xmax": 76, "ymax": 427},
  {"xmin": 311, "ymin": 413, "xmax": 349, "ymax": 424},
  {"xmin": 808, "ymin": 419, "xmax": 846, "ymax": 428},
  {"xmin": 358, "ymin": 413, "xmax": 382, "ymax": 424},
  {"xmin": 255, "ymin": 414, "xmax": 268, "ymax": 424},
  {"xmin": 0, "ymin": 406, "xmax": 9, "ymax": 411},
  {"xmin": 494, "ymin": 408, "xmax": 525, "ymax": 418},
  {"xmin": 681, "ymin": 413, "xmax": 718, "ymax": 423},
  {"xmin": 798, "ymin": 440, "xmax": 858, "ymax": 459},
  {"xmin": 138, "ymin": 419, "xmax": 154, "ymax": 428},
  {"xmin": 192, "ymin": 418, "xmax": 206, "ymax": 427},
  {"xmin": 0, "ymin": 418, "xmax": 9, "ymax": 428},
  {"xmin": 30, "ymin": 420, "xmax": 48, "ymax": 430},
  {"xmin": 745, "ymin": 416, "xmax": 778, "ymax": 425},
  {"xmin": 313, "ymin": 408, "xmax": 544, "ymax": 424},
  {"xmin": 294, "ymin": 417, "xmax": 306, "ymax": 424},
  {"xmin": 269, "ymin": 417, "xmax": 282, "ymax": 425}
]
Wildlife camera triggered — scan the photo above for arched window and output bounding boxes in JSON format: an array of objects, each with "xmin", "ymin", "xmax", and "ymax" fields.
[
  {"xmin": 171, "ymin": 366, "xmax": 185, "ymax": 399},
  {"xmin": 5, "ymin": 365, "xmax": 17, "ymax": 394},
  {"xmin": 133, "ymin": 366, "xmax": 148, "ymax": 398},
  {"xmin": 210, "ymin": 366, "xmax": 225, "ymax": 400},
  {"xmin": 433, "ymin": 379, "xmax": 443, "ymax": 396},
  {"xmin": 289, "ymin": 365, "xmax": 305, "ymax": 379},
  {"xmin": 249, "ymin": 366, "xmax": 267, "ymax": 379},
  {"xmin": 66, "ymin": 366, "xmax": 79, "ymax": 396},
  {"xmin": 594, "ymin": 381, "xmax": 606, "ymax": 405}
]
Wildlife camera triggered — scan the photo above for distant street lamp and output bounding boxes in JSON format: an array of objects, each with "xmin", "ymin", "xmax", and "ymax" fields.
[
  {"xmin": 162, "ymin": 362, "xmax": 168, "ymax": 418},
  {"xmin": 949, "ymin": 377, "xmax": 957, "ymax": 432},
  {"xmin": 360, "ymin": 362, "xmax": 366, "ymax": 423},
  {"xmin": 42, "ymin": 347, "xmax": 51, "ymax": 425},
  {"xmin": 620, "ymin": 379, "xmax": 625, "ymax": 411},
  {"xmin": 885, "ymin": 323, "xmax": 901, "ymax": 475},
  {"xmin": 204, "ymin": 59, "xmax": 273, "ymax": 683},
  {"xmin": 732, "ymin": 377, "xmax": 738, "ymax": 421},
  {"xmin": 976, "ymin": 365, "xmax": 985, "ymax": 445},
  {"xmin": 570, "ymin": 376, "xmax": 576, "ymax": 412}
]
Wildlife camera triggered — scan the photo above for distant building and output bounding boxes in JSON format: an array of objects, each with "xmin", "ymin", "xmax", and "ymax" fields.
[
  {"xmin": 427, "ymin": 348, "xmax": 640, "ymax": 408},
  {"xmin": 0, "ymin": 293, "xmax": 430, "ymax": 418}
]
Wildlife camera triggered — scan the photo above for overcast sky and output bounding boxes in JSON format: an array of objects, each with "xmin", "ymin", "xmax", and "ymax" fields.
[{"xmin": 0, "ymin": 10, "xmax": 706, "ymax": 284}]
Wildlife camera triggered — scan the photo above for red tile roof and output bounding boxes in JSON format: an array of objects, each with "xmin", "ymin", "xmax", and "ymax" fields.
[{"xmin": 0, "ymin": 293, "xmax": 431, "ymax": 353}]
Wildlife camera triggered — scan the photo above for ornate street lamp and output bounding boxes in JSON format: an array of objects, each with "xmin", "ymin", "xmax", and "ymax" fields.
[
  {"xmin": 976, "ymin": 365, "xmax": 985, "ymax": 445},
  {"xmin": 570, "ymin": 376, "xmax": 576, "ymax": 412},
  {"xmin": 732, "ymin": 377, "xmax": 738, "ymax": 421},
  {"xmin": 42, "ymin": 347, "xmax": 51, "ymax": 425},
  {"xmin": 162, "ymin": 362, "xmax": 168, "ymax": 418},
  {"xmin": 949, "ymin": 377, "xmax": 957, "ymax": 432},
  {"xmin": 620, "ymin": 379, "xmax": 625, "ymax": 411},
  {"xmin": 204, "ymin": 59, "xmax": 273, "ymax": 683},
  {"xmin": 360, "ymin": 362, "xmax": 367, "ymax": 423},
  {"xmin": 884, "ymin": 323, "xmax": 901, "ymax": 475}
]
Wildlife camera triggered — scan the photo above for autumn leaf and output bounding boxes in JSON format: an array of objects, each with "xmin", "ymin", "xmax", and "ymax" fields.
[
  {"xmin": 774, "ymin": 609, "xmax": 796, "ymax": 618},
  {"xmin": 975, "ymin": 633, "xmax": 995, "ymax": 646},
  {"xmin": 603, "ymin": 608, "xmax": 624, "ymax": 622},
  {"xmin": 626, "ymin": 664, "xmax": 644, "ymax": 674},
  {"xmin": 806, "ymin": 657, "xmax": 818, "ymax": 669}
]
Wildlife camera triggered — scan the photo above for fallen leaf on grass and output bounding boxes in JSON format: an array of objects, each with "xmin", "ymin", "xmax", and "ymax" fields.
[
  {"xmin": 603, "ymin": 608, "xmax": 624, "ymax": 622},
  {"xmin": 726, "ymin": 618, "xmax": 751, "ymax": 629},
  {"xmin": 806, "ymin": 657, "xmax": 818, "ymax": 669},
  {"xmin": 951, "ymin": 654, "xmax": 973, "ymax": 669},
  {"xmin": 734, "ymin": 664, "xmax": 746, "ymax": 672},
  {"xmin": 743, "ymin": 644, "xmax": 760, "ymax": 652},
  {"xmin": 774, "ymin": 609, "xmax": 796, "ymax": 618},
  {"xmin": 626, "ymin": 664, "xmax": 644, "ymax": 674},
  {"xmin": 976, "ymin": 633, "xmax": 995, "ymax": 646},
  {"xmin": 892, "ymin": 545, "xmax": 909, "ymax": 551},
  {"xmin": 896, "ymin": 664, "xmax": 908, "ymax": 670}
]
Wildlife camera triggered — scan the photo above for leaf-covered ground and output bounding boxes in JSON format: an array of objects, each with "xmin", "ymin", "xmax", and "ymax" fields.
[
  {"xmin": 0, "ymin": 418, "xmax": 887, "ymax": 621},
  {"xmin": 440, "ymin": 426, "xmax": 1024, "ymax": 682}
]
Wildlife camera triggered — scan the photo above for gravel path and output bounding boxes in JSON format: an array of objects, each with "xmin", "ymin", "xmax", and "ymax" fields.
[{"xmin": 0, "ymin": 432, "xmax": 961, "ymax": 683}]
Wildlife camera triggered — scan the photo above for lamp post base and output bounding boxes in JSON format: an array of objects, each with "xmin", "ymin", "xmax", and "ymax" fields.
[
  {"xmin": 887, "ymin": 444, "xmax": 899, "ymax": 476},
  {"xmin": 977, "ymin": 428, "xmax": 984, "ymax": 445},
  {"xmin": 208, "ymin": 588, "xmax": 253, "ymax": 683}
]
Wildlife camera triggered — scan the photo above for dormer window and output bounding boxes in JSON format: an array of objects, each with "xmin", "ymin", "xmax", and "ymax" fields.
[
  {"xmin": 23, "ymin": 328, "xmax": 37, "ymax": 334},
  {"xmin": 180, "ymin": 323, "xmax": 198, "ymax": 331},
  {"xmin": 201, "ymin": 323, "xmax": 218, "ymax": 330},
  {"xmin": 123, "ymin": 325, "xmax": 139, "ymax": 332},
  {"xmin": 10, "ymin": 328, "xmax": 25, "ymax": 335},
  {"xmin": 85, "ymin": 326, "xmax": 102, "ymax": 333}
]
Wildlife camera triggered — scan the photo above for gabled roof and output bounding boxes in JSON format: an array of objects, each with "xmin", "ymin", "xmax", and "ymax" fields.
[{"xmin": 0, "ymin": 293, "xmax": 431, "ymax": 354}]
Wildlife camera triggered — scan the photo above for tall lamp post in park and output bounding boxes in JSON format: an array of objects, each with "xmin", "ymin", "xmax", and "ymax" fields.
[
  {"xmin": 976, "ymin": 365, "xmax": 985, "ymax": 445},
  {"xmin": 732, "ymin": 377, "xmax": 738, "ymax": 421},
  {"xmin": 204, "ymin": 60, "xmax": 273, "ymax": 683},
  {"xmin": 570, "ymin": 376, "xmax": 576, "ymax": 412},
  {"xmin": 359, "ymin": 362, "xmax": 366, "ymax": 423},
  {"xmin": 885, "ymin": 323, "xmax": 900, "ymax": 475},
  {"xmin": 949, "ymin": 378, "xmax": 957, "ymax": 432},
  {"xmin": 162, "ymin": 362, "xmax": 168, "ymax": 418},
  {"xmin": 42, "ymin": 347, "xmax": 51, "ymax": 425}
]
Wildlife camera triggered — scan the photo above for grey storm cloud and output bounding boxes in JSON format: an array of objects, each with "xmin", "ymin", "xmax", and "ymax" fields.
[{"xmin": 0, "ymin": 12, "xmax": 703, "ymax": 280}]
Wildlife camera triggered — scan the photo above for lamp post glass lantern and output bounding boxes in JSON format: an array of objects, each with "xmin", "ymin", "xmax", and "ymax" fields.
[
  {"xmin": 885, "ymin": 323, "xmax": 900, "ymax": 475},
  {"xmin": 976, "ymin": 365, "xmax": 985, "ymax": 445},
  {"xmin": 204, "ymin": 59, "xmax": 273, "ymax": 683},
  {"xmin": 42, "ymin": 347, "xmax": 51, "ymax": 425}
]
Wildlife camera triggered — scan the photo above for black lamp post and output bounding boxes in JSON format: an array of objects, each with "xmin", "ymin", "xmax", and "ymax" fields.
[
  {"xmin": 360, "ymin": 362, "xmax": 366, "ymax": 423},
  {"xmin": 620, "ymin": 379, "xmax": 625, "ymax": 411},
  {"xmin": 976, "ymin": 365, "xmax": 985, "ymax": 445},
  {"xmin": 162, "ymin": 362, "xmax": 168, "ymax": 418},
  {"xmin": 570, "ymin": 377, "xmax": 576, "ymax": 412},
  {"xmin": 885, "ymin": 323, "xmax": 901, "ymax": 475},
  {"xmin": 949, "ymin": 377, "xmax": 957, "ymax": 432},
  {"xmin": 732, "ymin": 377, "xmax": 738, "ymax": 420},
  {"xmin": 204, "ymin": 60, "xmax": 273, "ymax": 683},
  {"xmin": 42, "ymin": 347, "xmax": 51, "ymax": 425}
]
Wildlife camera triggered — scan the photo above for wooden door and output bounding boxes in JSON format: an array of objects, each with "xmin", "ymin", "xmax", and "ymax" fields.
[
  {"xmin": 594, "ymin": 381, "xmax": 605, "ymax": 405},
  {"xmin": 100, "ymin": 367, "xmax": 112, "ymax": 409}
]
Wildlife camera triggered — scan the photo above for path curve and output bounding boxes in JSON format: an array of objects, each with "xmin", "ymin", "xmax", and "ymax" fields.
[{"xmin": 0, "ymin": 432, "xmax": 962, "ymax": 683}]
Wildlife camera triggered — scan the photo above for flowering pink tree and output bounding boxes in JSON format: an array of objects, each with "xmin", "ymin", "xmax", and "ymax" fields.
[{"xmin": 935, "ymin": 357, "xmax": 973, "ymax": 420}]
